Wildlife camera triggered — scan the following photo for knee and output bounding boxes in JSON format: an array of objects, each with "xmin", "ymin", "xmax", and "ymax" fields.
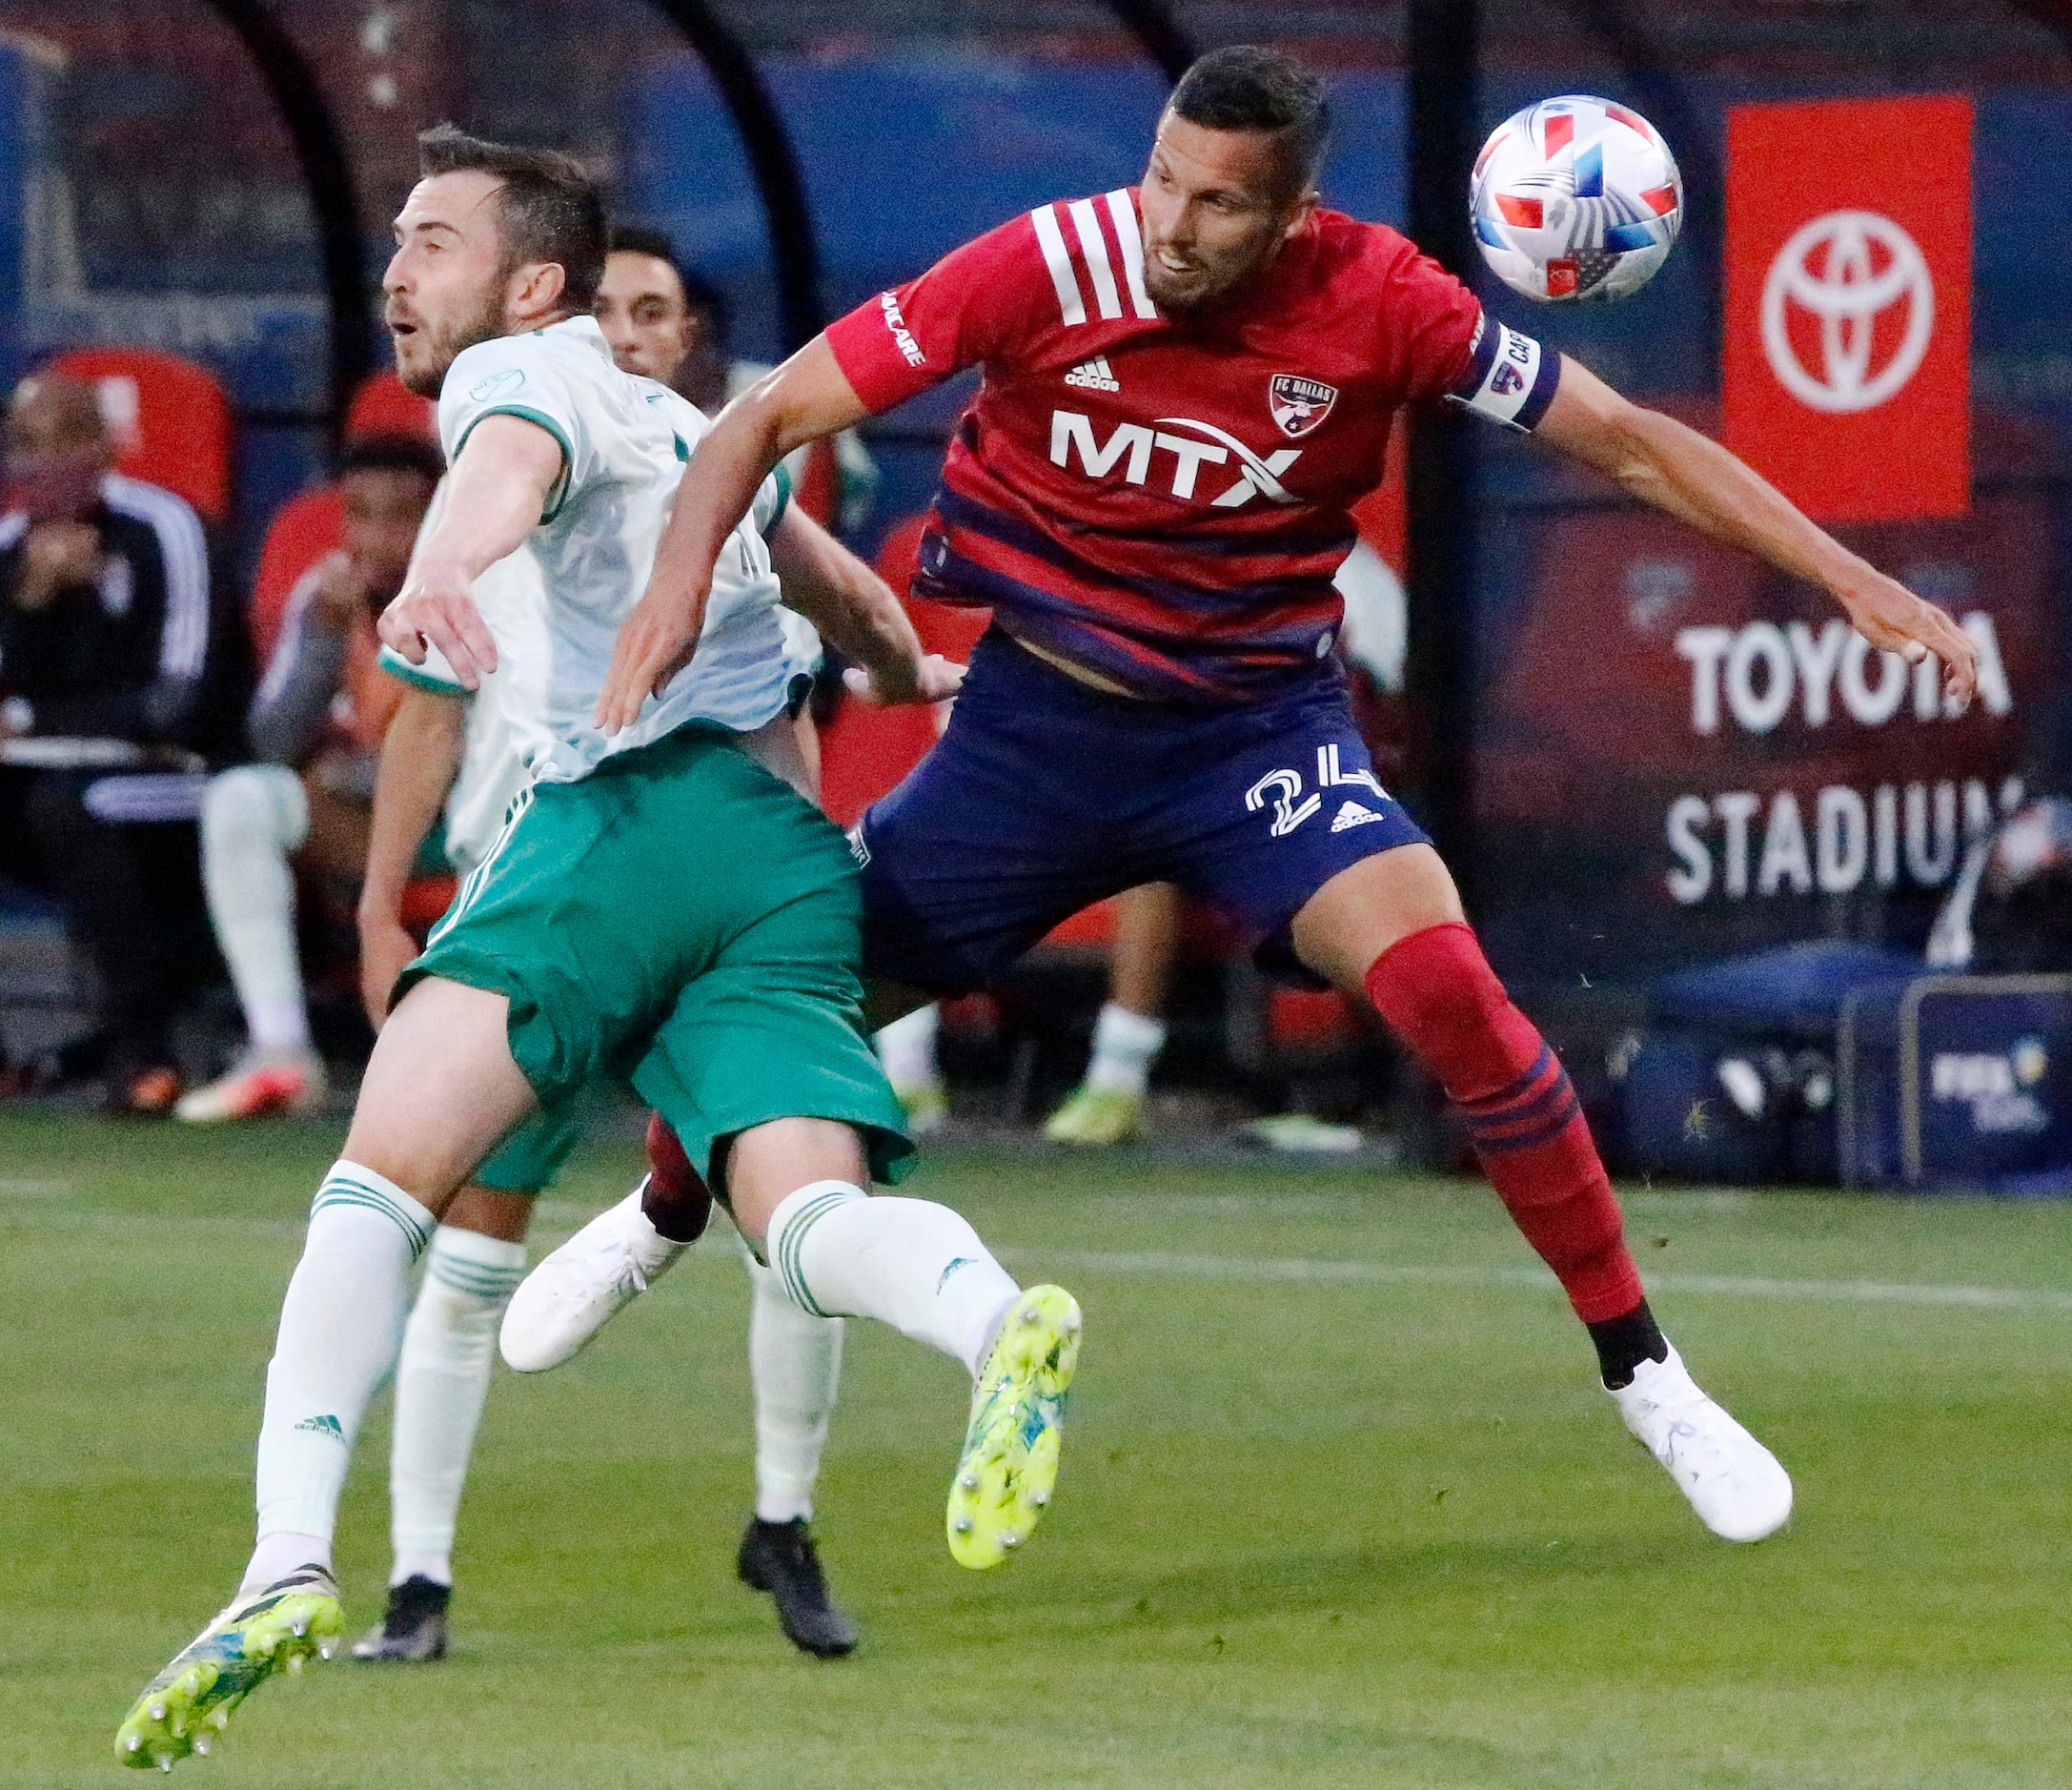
[
  {"xmin": 1365, "ymin": 920, "xmax": 1510, "ymax": 1040},
  {"xmin": 201, "ymin": 764, "xmax": 306, "ymax": 858}
]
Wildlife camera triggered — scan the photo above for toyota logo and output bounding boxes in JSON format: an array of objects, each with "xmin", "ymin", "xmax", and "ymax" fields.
[{"xmin": 1760, "ymin": 210, "xmax": 1935, "ymax": 414}]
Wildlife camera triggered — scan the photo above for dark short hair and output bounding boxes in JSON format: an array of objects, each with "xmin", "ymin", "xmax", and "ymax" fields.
[
  {"xmin": 338, "ymin": 432, "xmax": 445, "ymax": 485},
  {"xmin": 1168, "ymin": 45, "xmax": 1331, "ymax": 192},
  {"xmin": 606, "ymin": 225, "xmax": 731, "ymax": 347},
  {"xmin": 416, "ymin": 123, "xmax": 607, "ymax": 309}
]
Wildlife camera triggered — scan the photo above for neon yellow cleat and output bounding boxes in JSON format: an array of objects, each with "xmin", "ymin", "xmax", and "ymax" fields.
[
  {"xmin": 948, "ymin": 1285, "xmax": 1082, "ymax": 1569},
  {"xmin": 894, "ymin": 1077, "xmax": 949, "ymax": 1137},
  {"xmin": 115, "ymin": 1567, "xmax": 342, "ymax": 1771},
  {"xmin": 1043, "ymin": 1084, "xmax": 1143, "ymax": 1146}
]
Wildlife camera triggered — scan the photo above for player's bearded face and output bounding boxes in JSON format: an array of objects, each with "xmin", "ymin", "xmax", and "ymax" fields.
[
  {"xmin": 383, "ymin": 173, "xmax": 525, "ymax": 398},
  {"xmin": 1139, "ymin": 116, "xmax": 1314, "ymax": 313}
]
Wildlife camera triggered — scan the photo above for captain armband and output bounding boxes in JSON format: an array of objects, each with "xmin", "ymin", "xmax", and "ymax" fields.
[{"xmin": 1446, "ymin": 315, "xmax": 1561, "ymax": 432}]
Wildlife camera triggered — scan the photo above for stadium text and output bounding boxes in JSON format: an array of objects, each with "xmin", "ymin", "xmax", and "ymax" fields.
[
  {"xmin": 1663, "ymin": 777, "xmax": 2025, "ymax": 905},
  {"xmin": 1675, "ymin": 613, "xmax": 2010, "ymax": 734}
]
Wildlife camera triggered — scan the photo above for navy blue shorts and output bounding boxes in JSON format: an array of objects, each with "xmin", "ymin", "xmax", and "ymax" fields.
[{"xmin": 853, "ymin": 630, "xmax": 1430, "ymax": 995}]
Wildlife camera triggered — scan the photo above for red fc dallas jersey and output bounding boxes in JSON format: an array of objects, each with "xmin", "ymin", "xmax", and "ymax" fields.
[{"xmin": 825, "ymin": 188, "xmax": 1559, "ymax": 705}]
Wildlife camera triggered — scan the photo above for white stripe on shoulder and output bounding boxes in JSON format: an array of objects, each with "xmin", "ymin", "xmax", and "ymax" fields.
[
  {"xmin": 1067, "ymin": 198, "xmax": 1123, "ymax": 320},
  {"xmin": 0, "ymin": 511, "xmax": 26, "ymax": 552},
  {"xmin": 1105, "ymin": 190, "xmax": 1158, "ymax": 318},
  {"xmin": 1029, "ymin": 203, "xmax": 1087, "ymax": 327},
  {"xmin": 254, "ymin": 562, "xmax": 324, "ymax": 705},
  {"xmin": 102, "ymin": 474, "xmax": 210, "ymax": 680}
]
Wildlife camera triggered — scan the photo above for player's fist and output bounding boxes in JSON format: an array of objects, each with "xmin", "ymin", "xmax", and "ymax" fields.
[
  {"xmin": 1836, "ymin": 570, "xmax": 1977, "ymax": 713},
  {"xmin": 596, "ymin": 581, "xmax": 710, "ymax": 734},
  {"xmin": 380, "ymin": 559, "xmax": 498, "ymax": 690},
  {"xmin": 356, "ymin": 914, "xmax": 419, "ymax": 1031},
  {"xmin": 843, "ymin": 653, "xmax": 965, "ymax": 708}
]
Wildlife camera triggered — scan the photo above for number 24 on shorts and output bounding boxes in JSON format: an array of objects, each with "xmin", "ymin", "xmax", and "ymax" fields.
[{"xmin": 1245, "ymin": 744, "xmax": 1388, "ymax": 838}]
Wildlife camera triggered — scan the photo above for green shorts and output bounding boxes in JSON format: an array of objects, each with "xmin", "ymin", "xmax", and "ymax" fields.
[{"xmin": 399, "ymin": 724, "xmax": 913, "ymax": 1188}]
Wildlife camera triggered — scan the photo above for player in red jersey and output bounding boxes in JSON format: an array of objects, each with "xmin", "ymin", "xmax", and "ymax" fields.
[{"xmin": 567, "ymin": 47, "xmax": 1977, "ymax": 1544}]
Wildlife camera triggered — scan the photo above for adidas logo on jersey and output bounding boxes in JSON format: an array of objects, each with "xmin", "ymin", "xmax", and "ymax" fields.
[
  {"xmin": 1064, "ymin": 356, "xmax": 1120, "ymax": 393},
  {"xmin": 294, "ymin": 1413, "xmax": 345, "ymax": 1440},
  {"xmin": 1331, "ymin": 799, "xmax": 1385, "ymax": 833}
]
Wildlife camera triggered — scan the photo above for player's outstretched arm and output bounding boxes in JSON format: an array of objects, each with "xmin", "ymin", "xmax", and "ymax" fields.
[
  {"xmin": 379, "ymin": 414, "xmax": 563, "ymax": 689},
  {"xmin": 597, "ymin": 336, "xmax": 873, "ymax": 734},
  {"xmin": 769, "ymin": 507, "xmax": 963, "ymax": 707},
  {"xmin": 356, "ymin": 685, "xmax": 466, "ymax": 1028},
  {"xmin": 1534, "ymin": 355, "xmax": 1978, "ymax": 707}
]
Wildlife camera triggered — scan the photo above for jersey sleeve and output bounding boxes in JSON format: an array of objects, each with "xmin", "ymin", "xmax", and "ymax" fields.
[
  {"xmin": 437, "ymin": 336, "xmax": 592, "ymax": 519},
  {"xmin": 823, "ymin": 213, "xmax": 1057, "ymax": 412},
  {"xmin": 1374, "ymin": 239, "xmax": 1488, "ymax": 407},
  {"xmin": 1371, "ymin": 235, "xmax": 1563, "ymax": 432},
  {"xmin": 748, "ymin": 461, "xmax": 792, "ymax": 538},
  {"xmin": 376, "ymin": 640, "xmax": 470, "ymax": 699}
]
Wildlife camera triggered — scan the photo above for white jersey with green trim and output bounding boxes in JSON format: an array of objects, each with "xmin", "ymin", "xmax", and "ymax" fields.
[
  {"xmin": 418, "ymin": 312, "xmax": 792, "ymax": 785},
  {"xmin": 379, "ymin": 463, "xmax": 811, "ymax": 871}
]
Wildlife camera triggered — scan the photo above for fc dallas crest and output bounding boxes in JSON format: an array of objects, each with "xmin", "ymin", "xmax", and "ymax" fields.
[{"xmin": 1269, "ymin": 373, "xmax": 1337, "ymax": 437}]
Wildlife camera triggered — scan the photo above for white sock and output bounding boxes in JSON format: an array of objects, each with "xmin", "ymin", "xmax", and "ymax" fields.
[
  {"xmin": 389, "ymin": 1226, "xmax": 527, "ymax": 1588},
  {"xmin": 746, "ymin": 1249, "xmax": 843, "ymax": 1524},
  {"xmin": 200, "ymin": 764, "xmax": 312, "ymax": 1052},
  {"xmin": 1085, "ymin": 1001, "xmax": 1166, "ymax": 1096},
  {"xmin": 765, "ymin": 1182, "xmax": 1018, "ymax": 1379},
  {"xmin": 874, "ymin": 1004, "xmax": 941, "ymax": 1090},
  {"xmin": 245, "ymin": 1161, "xmax": 436, "ymax": 1594},
  {"xmin": 243, "ymin": 1530, "xmax": 333, "ymax": 1592}
]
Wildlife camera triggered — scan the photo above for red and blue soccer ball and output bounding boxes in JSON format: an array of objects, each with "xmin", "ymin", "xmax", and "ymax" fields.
[{"xmin": 1470, "ymin": 95, "xmax": 1683, "ymax": 303}]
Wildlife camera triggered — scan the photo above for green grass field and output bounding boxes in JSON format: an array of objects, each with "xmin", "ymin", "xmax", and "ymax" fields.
[{"xmin": 4, "ymin": 1109, "xmax": 2071, "ymax": 1788}]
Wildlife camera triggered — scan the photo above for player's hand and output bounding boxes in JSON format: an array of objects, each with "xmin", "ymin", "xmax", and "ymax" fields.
[
  {"xmin": 595, "ymin": 583, "xmax": 708, "ymax": 734},
  {"xmin": 842, "ymin": 653, "xmax": 965, "ymax": 707},
  {"xmin": 1835, "ymin": 570, "xmax": 1977, "ymax": 712},
  {"xmin": 356, "ymin": 912, "xmax": 418, "ymax": 1031},
  {"xmin": 380, "ymin": 559, "xmax": 498, "ymax": 690}
]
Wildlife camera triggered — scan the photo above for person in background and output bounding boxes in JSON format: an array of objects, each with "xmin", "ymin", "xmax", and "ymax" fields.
[
  {"xmin": 597, "ymin": 226, "xmax": 879, "ymax": 534},
  {"xmin": 0, "ymin": 372, "xmax": 228, "ymax": 1113},
  {"xmin": 176, "ymin": 434, "xmax": 445, "ymax": 1122},
  {"xmin": 600, "ymin": 231, "xmax": 970, "ymax": 1142},
  {"xmin": 1042, "ymin": 882, "xmax": 1182, "ymax": 1145}
]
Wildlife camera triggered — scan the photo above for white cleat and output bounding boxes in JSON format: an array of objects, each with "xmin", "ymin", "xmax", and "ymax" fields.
[
  {"xmin": 1608, "ymin": 1345, "xmax": 1793, "ymax": 1542},
  {"xmin": 499, "ymin": 1186, "xmax": 687, "ymax": 1373}
]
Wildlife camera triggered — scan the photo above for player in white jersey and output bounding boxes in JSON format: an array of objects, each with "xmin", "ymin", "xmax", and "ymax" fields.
[
  {"xmin": 353, "ymin": 478, "xmax": 863, "ymax": 1660},
  {"xmin": 116, "ymin": 127, "xmax": 1083, "ymax": 1772}
]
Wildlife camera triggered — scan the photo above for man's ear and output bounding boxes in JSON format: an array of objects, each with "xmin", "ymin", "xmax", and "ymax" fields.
[
  {"xmin": 507, "ymin": 260, "xmax": 568, "ymax": 326},
  {"xmin": 1280, "ymin": 189, "xmax": 1321, "ymax": 241}
]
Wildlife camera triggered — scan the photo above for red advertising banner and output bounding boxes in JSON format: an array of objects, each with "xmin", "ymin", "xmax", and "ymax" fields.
[{"xmin": 1723, "ymin": 96, "xmax": 1971, "ymax": 524}]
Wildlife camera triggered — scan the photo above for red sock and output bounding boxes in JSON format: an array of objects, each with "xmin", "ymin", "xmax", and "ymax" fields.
[
  {"xmin": 1364, "ymin": 922, "xmax": 1643, "ymax": 1325},
  {"xmin": 641, "ymin": 1112, "xmax": 714, "ymax": 1244}
]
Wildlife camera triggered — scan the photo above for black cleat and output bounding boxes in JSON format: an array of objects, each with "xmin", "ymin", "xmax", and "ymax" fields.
[
  {"xmin": 350, "ymin": 1575, "xmax": 450, "ymax": 1662},
  {"xmin": 738, "ymin": 1518, "xmax": 860, "ymax": 1658}
]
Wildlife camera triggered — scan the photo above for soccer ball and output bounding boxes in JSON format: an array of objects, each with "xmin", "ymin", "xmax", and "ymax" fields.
[{"xmin": 1470, "ymin": 95, "xmax": 1683, "ymax": 302}]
